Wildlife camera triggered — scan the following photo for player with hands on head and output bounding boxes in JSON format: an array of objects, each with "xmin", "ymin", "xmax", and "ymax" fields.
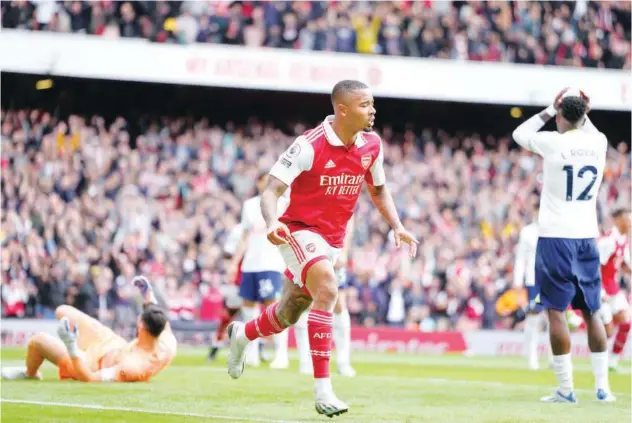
[{"xmin": 513, "ymin": 87, "xmax": 615, "ymax": 403}]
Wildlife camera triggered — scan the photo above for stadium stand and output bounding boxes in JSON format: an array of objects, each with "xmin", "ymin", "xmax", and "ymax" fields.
[
  {"xmin": 1, "ymin": 1, "xmax": 630, "ymax": 68},
  {"xmin": 2, "ymin": 105, "xmax": 629, "ymax": 332}
]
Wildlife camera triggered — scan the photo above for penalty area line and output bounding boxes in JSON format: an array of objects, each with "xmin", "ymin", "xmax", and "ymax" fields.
[{"xmin": 0, "ymin": 399, "xmax": 304, "ymax": 423}]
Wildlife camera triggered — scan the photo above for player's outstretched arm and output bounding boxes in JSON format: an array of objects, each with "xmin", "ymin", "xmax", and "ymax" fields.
[
  {"xmin": 366, "ymin": 183, "xmax": 418, "ymax": 257},
  {"xmin": 133, "ymin": 276, "xmax": 177, "ymax": 346}
]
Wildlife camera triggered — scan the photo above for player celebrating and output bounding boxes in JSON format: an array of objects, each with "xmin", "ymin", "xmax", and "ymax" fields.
[
  {"xmin": 226, "ymin": 80, "xmax": 418, "ymax": 417},
  {"xmin": 513, "ymin": 88, "xmax": 615, "ymax": 402},
  {"xmin": 229, "ymin": 173, "xmax": 291, "ymax": 369},
  {"xmin": 2, "ymin": 276, "xmax": 176, "ymax": 382},
  {"xmin": 513, "ymin": 204, "xmax": 547, "ymax": 370},
  {"xmin": 295, "ymin": 215, "xmax": 357, "ymax": 377},
  {"xmin": 597, "ymin": 208, "xmax": 631, "ymax": 370}
]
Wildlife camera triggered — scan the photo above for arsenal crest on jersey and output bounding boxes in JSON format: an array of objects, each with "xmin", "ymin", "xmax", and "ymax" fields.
[{"xmin": 361, "ymin": 154, "xmax": 372, "ymax": 170}]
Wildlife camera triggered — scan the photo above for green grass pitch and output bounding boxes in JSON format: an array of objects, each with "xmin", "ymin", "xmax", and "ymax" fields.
[{"xmin": 1, "ymin": 347, "xmax": 629, "ymax": 422}]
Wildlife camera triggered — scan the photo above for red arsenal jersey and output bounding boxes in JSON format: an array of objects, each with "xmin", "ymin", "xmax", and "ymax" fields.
[
  {"xmin": 598, "ymin": 227, "xmax": 630, "ymax": 296},
  {"xmin": 269, "ymin": 116, "xmax": 385, "ymax": 248}
]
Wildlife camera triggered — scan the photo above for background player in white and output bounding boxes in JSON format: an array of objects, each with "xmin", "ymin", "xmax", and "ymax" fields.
[
  {"xmin": 513, "ymin": 88, "xmax": 615, "ymax": 403},
  {"xmin": 596, "ymin": 207, "xmax": 631, "ymax": 370},
  {"xmin": 513, "ymin": 203, "xmax": 548, "ymax": 370},
  {"xmin": 295, "ymin": 215, "xmax": 356, "ymax": 377},
  {"xmin": 230, "ymin": 173, "xmax": 290, "ymax": 369},
  {"xmin": 225, "ymin": 80, "xmax": 418, "ymax": 417}
]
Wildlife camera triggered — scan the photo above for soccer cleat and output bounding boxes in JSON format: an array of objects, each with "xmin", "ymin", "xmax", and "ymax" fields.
[
  {"xmin": 226, "ymin": 322, "xmax": 248, "ymax": 379},
  {"xmin": 1, "ymin": 367, "xmax": 42, "ymax": 380},
  {"xmin": 540, "ymin": 390, "xmax": 578, "ymax": 403},
  {"xmin": 596, "ymin": 389, "xmax": 616, "ymax": 402},
  {"xmin": 315, "ymin": 394, "xmax": 349, "ymax": 418},
  {"xmin": 337, "ymin": 364, "xmax": 356, "ymax": 377}
]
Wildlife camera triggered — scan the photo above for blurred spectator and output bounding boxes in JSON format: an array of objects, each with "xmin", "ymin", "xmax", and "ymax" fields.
[
  {"xmin": 2, "ymin": 1, "xmax": 630, "ymax": 69},
  {"xmin": 1, "ymin": 108, "xmax": 629, "ymax": 330}
]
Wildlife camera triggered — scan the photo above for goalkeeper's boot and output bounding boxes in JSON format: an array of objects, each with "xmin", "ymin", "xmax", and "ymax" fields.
[{"xmin": 1, "ymin": 367, "xmax": 42, "ymax": 380}]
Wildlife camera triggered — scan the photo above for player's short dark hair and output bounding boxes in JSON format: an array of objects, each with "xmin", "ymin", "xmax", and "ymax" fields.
[
  {"xmin": 331, "ymin": 80, "xmax": 369, "ymax": 103},
  {"xmin": 560, "ymin": 96, "xmax": 588, "ymax": 123},
  {"xmin": 141, "ymin": 304, "xmax": 168, "ymax": 338},
  {"xmin": 611, "ymin": 207, "xmax": 630, "ymax": 218}
]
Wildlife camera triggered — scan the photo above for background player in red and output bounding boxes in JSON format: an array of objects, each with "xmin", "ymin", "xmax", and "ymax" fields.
[
  {"xmin": 208, "ymin": 224, "xmax": 244, "ymax": 361},
  {"xmin": 597, "ymin": 208, "xmax": 631, "ymax": 370},
  {"xmin": 225, "ymin": 80, "xmax": 418, "ymax": 418}
]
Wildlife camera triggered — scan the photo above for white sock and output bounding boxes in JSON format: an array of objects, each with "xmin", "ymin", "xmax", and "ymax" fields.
[
  {"xmin": 552, "ymin": 353, "xmax": 574, "ymax": 395},
  {"xmin": 591, "ymin": 351, "xmax": 610, "ymax": 392},
  {"xmin": 241, "ymin": 306, "xmax": 260, "ymax": 364},
  {"xmin": 333, "ymin": 309, "xmax": 351, "ymax": 367},
  {"xmin": 524, "ymin": 314, "xmax": 540, "ymax": 368},
  {"xmin": 314, "ymin": 377, "xmax": 333, "ymax": 398},
  {"xmin": 273, "ymin": 328, "xmax": 289, "ymax": 361},
  {"xmin": 295, "ymin": 311, "xmax": 312, "ymax": 369}
]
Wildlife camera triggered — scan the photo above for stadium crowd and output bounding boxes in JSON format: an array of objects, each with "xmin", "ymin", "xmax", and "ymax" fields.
[
  {"xmin": 2, "ymin": 108, "xmax": 630, "ymax": 332},
  {"xmin": 1, "ymin": 1, "xmax": 630, "ymax": 69}
]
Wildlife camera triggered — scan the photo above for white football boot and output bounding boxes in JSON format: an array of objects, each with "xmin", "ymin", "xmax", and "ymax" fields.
[
  {"xmin": 226, "ymin": 322, "xmax": 249, "ymax": 379},
  {"xmin": 1, "ymin": 367, "xmax": 42, "ymax": 380},
  {"xmin": 540, "ymin": 390, "xmax": 578, "ymax": 403}
]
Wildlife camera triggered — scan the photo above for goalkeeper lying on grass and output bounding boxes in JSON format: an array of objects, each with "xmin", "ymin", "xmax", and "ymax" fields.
[{"xmin": 3, "ymin": 276, "xmax": 177, "ymax": 382}]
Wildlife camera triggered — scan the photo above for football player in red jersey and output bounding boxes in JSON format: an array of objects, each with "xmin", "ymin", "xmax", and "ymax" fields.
[
  {"xmin": 226, "ymin": 80, "xmax": 418, "ymax": 417},
  {"xmin": 597, "ymin": 208, "xmax": 631, "ymax": 370}
]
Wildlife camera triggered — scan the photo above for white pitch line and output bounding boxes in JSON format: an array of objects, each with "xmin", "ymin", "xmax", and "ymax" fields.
[{"xmin": 0, "ymin": 399, "xmax": 304, "ymax": 423}]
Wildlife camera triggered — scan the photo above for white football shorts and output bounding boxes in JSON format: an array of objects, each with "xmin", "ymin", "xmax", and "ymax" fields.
[{"xmin": 279, "ymin": 230, "xmax": 341, "ymax": 287}]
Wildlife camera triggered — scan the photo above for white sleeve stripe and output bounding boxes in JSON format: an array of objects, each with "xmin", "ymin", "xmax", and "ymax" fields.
[
  {"xmin": 269, "ymin": 167, "xmax": 293, "ymax": 186},
  {"xmin": 305, "ymin": 126, "xmax": 324, "ymax": 143}
]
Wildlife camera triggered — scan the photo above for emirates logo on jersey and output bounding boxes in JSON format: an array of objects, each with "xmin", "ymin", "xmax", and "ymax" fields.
[
  {"xmin": 320, "ymin": 173, "xmax": 364, "ymax": 196},
  {"xmin": 361, "ymin": 154, "xmax": 372, "ymax": 170}
]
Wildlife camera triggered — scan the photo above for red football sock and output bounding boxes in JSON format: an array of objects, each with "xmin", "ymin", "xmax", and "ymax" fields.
[
  {"xmin": 244, "ymin": 303, "xmax": 284, "ymax": 341},
  {"xmin": 612, "ymin": 321, "xmax": 631, "ymax": 355},
  {"xmin": 308, "ymin": 309, "xmax": 333, "ymax": 379}
]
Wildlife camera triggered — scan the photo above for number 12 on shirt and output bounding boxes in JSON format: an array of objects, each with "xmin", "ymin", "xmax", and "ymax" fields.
[{"xmin": 562, "ymin": 165, "xmax": 599, "ymax": 201}]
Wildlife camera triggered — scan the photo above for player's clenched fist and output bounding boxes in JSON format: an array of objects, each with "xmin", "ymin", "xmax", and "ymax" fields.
[{"xmin": 267, "ymin": 221, "xmax": 290, "ymax": 245}]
